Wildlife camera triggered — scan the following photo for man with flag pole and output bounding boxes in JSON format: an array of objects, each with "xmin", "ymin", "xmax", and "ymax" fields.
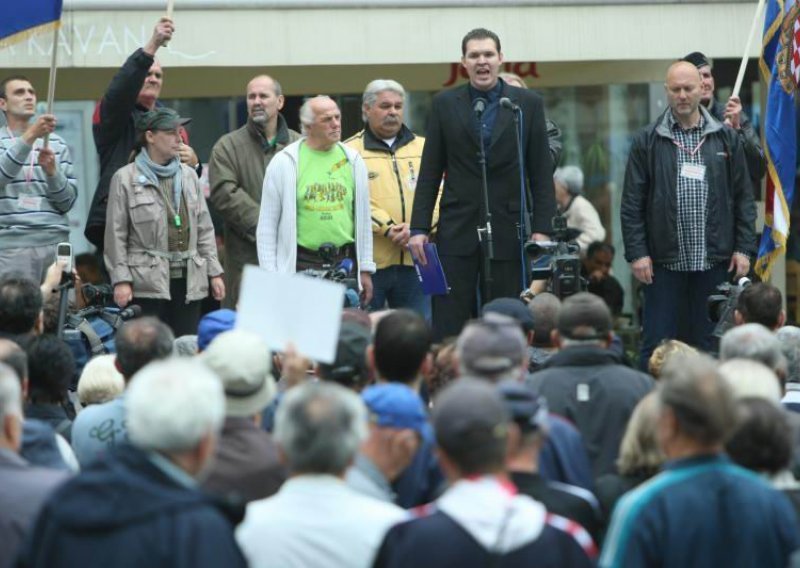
[
  {"xmin": 755, "ymin": 0, "xmax": 800, "ymax": 281},
  {"xmin": 0, "ymin": 0, "xmax": 78, "ymax": 282}
]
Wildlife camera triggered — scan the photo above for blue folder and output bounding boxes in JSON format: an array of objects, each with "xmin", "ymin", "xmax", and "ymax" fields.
[{"xmin": 411, "ymin": 243, "xmax": 449, "ymax": 296}]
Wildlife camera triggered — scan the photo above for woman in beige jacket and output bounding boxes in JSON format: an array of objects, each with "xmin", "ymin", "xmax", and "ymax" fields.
[
  {"xmin": 104, "ymin": 108, "xmax": 224, "ymax": 336},
  {"xmin": 554, "ymin": 165, "xmax": 606, "ymax": 255}
]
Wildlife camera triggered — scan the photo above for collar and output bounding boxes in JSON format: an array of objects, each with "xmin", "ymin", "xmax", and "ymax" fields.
[
  {"xmin": 542, "ymin": 344, "xmax": 622, "ymax": 368},
  {"xmin": 655, "ymin": 105, "xmax": 722, "ymax": 140},
  {"xmin": 663, "ymin": 452, "xmax": 727, "ymax": 471},
  {"xmin": 468, "ymin": 78, "xmax": 504, "ymax": 103},
  {"xmin": 147, "ymin": 451, "xmax": 197, "ymax": 489},
  {"xmin": 667, "ymin": 109, "xmax": 705, "ymax": 132},
  {"xmin": 362, "ymin": 123, "xmax": 416, "ymax": 153},
  {"xmin": 246, "ymin": 113, "xmax": 291, "ymax": 151}
]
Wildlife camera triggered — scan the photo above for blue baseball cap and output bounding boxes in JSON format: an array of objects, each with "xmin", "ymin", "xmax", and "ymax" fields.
[
  {"xmin": 197, "ymin": 309, "xmax": 237, "ymax": 351},
  {"xmin": 362, "ymin": 383, "xmax": 429, "ymax": 437}
]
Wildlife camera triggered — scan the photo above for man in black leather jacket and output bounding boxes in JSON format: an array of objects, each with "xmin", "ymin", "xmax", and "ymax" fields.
[{"xmin": 621, "ymin": 61, "xmax": 756, "ymax": 368}]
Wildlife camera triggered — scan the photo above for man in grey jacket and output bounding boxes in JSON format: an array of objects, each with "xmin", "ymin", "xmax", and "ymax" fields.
[
  {"xmin": 256, "ymin": 96, "xmax": 375, "ymax": 304},
  {"xmin": 209, "ymin": 75, "xmax": 300, "ymax": 307}
]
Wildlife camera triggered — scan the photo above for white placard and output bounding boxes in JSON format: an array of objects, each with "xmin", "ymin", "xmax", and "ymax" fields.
[{"xmin": 235, "ymin": 265, "xmax": 345, "ymax": 364}]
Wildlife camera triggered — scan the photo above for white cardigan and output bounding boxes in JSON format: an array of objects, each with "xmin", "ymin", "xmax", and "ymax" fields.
[{"xmin": 256, "ymin": 139, "xmax": 376, "ymax": 282}]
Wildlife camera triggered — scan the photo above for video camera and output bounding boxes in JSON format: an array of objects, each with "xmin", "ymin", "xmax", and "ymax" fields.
[
  {"xmin": 707, "ymin": 277, "xmax": 751, "ymax": 339},
  {"xmin": 299, "ymin": 243, "xmax": 360, "ymax": 307},
  {"xmin": 524, "ymin": 213, "xmax": 585, "ymax": 300}
]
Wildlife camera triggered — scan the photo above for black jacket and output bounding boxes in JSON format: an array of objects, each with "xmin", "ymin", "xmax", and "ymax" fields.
[
  {"xmin": 621, "ymin": 107, "xmax": 756, "ymax": 265},
  {"xmin": 18, "ymin": 443, "xmax": 246, "ymax": 568},
  {"xmin": 527, "ymin": 346, "xmax": 654, "ymax": 477},
  {"xmin": 411, "ymin": 82, "xmax": 556, "ymax": 259}
]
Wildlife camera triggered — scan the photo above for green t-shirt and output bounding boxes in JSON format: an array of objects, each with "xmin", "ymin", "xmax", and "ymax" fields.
[{"xmin": 296, "ymin": 142, "xmax": 355, "ymax": 250}]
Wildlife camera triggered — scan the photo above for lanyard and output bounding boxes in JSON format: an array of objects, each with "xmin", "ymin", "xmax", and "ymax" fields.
[
  {"xmin": 6, "ymin": 128, "xmax": 36, "ymax": 184},
  {"xmin": 673, "ymin": 136, "xmax": 706, "ymax": 158}
]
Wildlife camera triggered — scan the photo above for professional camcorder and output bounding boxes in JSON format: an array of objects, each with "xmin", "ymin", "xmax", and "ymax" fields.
[
  {"xmin": 524, "ymin": 213, "xmax": 586, "ymax": 300},
  {"xmin": 707, "ymin": 277, "xmax": 751, "ymax": 339},
  {"xmin": 299, "ymin": 243, "xmax": 360, "ymax": 307}
]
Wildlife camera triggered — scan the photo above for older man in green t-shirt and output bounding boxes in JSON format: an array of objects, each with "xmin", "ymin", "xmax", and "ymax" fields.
[{"xmin": 256, "ymin": 96, "xmax": 375, "ymax": 304}]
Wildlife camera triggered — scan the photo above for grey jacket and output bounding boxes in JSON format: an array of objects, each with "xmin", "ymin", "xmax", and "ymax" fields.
[
  {"xmin": 104, "ymin": 162, "xmax": 223, "ymax": 302},
  {"xmin": 0, "ymin": 448, "xmax": 69, "ymax": 568}
]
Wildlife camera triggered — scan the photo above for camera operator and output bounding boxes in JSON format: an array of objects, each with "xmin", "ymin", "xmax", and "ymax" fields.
[
  {"xmin": 734, "ymin": 282, "xmax": 785, "ymax": 331},
  {"xmin": 524, "ymin": 213, "xmax": 585, "ymax": 302},
  {"xmin": 582, "ymin": 242, "xmax": 624, "ymax": 317}
]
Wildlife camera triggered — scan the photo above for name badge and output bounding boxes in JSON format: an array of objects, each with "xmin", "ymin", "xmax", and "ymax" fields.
[
  {"xmin": 680, "ymin": 163, "xmax": 706, "ymax": 181},
  {"xmin": 577, "ymin": 383, "xmax": 590, "ymax": 402},
  {"xmin": 17, "ymin": 195, "xmax": 42, "ymax": 210}
]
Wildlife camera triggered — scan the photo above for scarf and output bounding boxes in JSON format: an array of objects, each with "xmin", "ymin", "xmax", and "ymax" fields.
[{"xmin": 135, "ymin": 149, "xmax": 183, "ymax": 212}]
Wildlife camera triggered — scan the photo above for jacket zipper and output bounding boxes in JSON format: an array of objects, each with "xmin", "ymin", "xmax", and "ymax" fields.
[{"xmin": 391, "ymin": 152, "xmax": 406, "ymax": 265}]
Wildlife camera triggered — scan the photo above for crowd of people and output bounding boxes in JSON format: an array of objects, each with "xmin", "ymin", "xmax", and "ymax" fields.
[{"xmin": 0, "ymin": 12, "xmax": 792, "ymax": 568}]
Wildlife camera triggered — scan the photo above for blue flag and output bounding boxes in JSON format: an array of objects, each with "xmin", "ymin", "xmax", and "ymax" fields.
[
  {"xmin": 755, "ymin": 0, "xmax": 800, "ymax": 279},
  {"xmin": 0, "ymin": 0, "xmax": 64, "ymax": 48}
]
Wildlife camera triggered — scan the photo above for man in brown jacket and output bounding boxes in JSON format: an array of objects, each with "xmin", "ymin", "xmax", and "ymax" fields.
[{"xmin": 209, "ymin": 76, "xmax": 301, "ymax": 307}]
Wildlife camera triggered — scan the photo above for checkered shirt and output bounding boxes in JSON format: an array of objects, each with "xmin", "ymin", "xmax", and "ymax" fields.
[{"xmin": 665, "ymin": 112, "xmax": 711, "ymax": 272}]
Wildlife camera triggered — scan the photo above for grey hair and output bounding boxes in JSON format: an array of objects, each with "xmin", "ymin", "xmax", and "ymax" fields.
[
  {"xmin": 720, "ymin": 323, "xmax": 787, "ymax": 376},
  {"xmin": 77, "ymin": 354, "xmax": 125, "ymax": 406},
  {"xmin": 718, "ymin": 359, "xmax": 782, "ymax": 404},
  {"xmin": 299, "ymin": 95, "xmax": 334, "ymax": 135},
  {"xmin": 127, "ymin": 359, "xmax": 225, "ymax": 454},
  {"xmin": 659, "ymin": 354, "xmax": 739, "ymax": 446},
  {"xmin": 553, "ymin": 165, "xmax": 584, "ymax": 196},
  {"xmin": 0, "ymin": 362, "xmax": 21, "ymax": 424},
  {"xmin": 361, "ymin": 79, "xmax": 406, "ymax": 122},
  {"xmin": 777, "ymin": 326, "xmax": 800, "ymax": 384},
  {"xmin": 274, "ymin": 381, "xmax": 367, "ymax": 475}
]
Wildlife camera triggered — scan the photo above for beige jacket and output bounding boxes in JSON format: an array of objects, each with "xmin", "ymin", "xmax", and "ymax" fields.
[{"xmin": 104, "ymin": 162, "xmax": 223, "ymax": 302}]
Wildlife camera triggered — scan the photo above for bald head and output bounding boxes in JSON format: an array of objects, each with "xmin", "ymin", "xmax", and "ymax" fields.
[{"xmin": 665, "ymin": 61, "xmax": 703, "ymax": 125}]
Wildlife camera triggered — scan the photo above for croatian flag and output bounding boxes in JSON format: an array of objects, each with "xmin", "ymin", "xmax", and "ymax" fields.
[{"xmin": 755, "ymin": 0, "xmax": 800, "ymax": 279}]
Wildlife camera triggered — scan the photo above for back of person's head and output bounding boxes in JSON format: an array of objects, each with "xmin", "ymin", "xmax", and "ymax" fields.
[
  {"xmin": 318, "ymin": 320, "xmax": 372, "ymax": 390},
  {"xmin": 648, "ymin": 340, "xmax": 697, "ymax": 379},
  {"xmin": 26, "ymin": 334, "xmax": 74, "ymax": 405},
  {"xmin": 456, "ymin": 314, "xmax": 527, "ymax": 382},
  {"xmin": 777, "ymin": 326, "xmax": 800, "ymax": 384},
  {"xmin": 126, "ymin": 358, "xmax": 225, "ymax": 454},
  {"xmin": 433, "ymin": 378, "xmax": 509, "ymax": 476},
  {"xmin": 77, "ymin": 354, "xmax": 125, "ymax": 407},
  {"xmin": 726, "ymin": 397, "xmax": 792, "ymax": 476},
  {"xmin": 616, "ymin": 392, "xmax": 666, "ymax": 477},
  {"xmin": 0, "ymin": 362, "xmax": 22, "ymax": 449},
  {"xmin": 196, "ymin": 309, "xmax": 236, "ymax": 352},
  {"xmin": 718, "ymin": 358, "xmax": 782, "ymax": 403},
  {"xmin": 173, "ymin": 335, "xmax": 198, "ymax": 357},
  {"xmin": 0, "ymin": 274, "xmax": 42, "ymax": 335},
  {"xmin": 586, "ymin": 241, "xmax": 615, "ymax": 261},
  {"xmin": 659, "ymin": 355, "xmax": 738, "ymax": 448},
  {"xmin": 528, "ymin": 292, "xmax": 560, "ymax": 347},
  {"xmin": 425, "ymin": 339, "xmax": 458, "ymax": 400},
  {"xmin": 497, "ymin": 380, "xmax": 549, "ymax": 455},
  {"xmin": 202, "ymin": 330, "xmax": 276, "ymax": 417},
  {"xmin": 556, "ymin": 292, "xmax": 612, "ymax": 347},
  {"xmin": 482, "ymin": 298, "xmax": 534, "ymax": 338},
  {"xmin": 553, "ymin": 165, "xmax": 584, "ymax": 196},
  {"xmin": 0, "ymin": 338, "xmax": 27, "ymax": 383},
  {"xmin": 274, "ymin": 381, "xmax": 367, "ymax": 476},
  {"xmin": 115, "ymin": 317, "xmax": 174, "ymax": 381},
  {"xmin": 372, "ymin": 309, "xmax": 432, "ymax": 384},
  {"xmin": 736, "ymin": 283, "xmax": 784, "ymax": 330},
  {"xmin": 719, "ymin": 323, "xmax": 786, "ymax": 378}
]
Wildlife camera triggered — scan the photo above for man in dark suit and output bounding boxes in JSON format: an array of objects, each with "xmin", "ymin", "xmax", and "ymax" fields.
[{"xmin": 409, "ymin": 28, "xmax": 556, "ymax": 340}]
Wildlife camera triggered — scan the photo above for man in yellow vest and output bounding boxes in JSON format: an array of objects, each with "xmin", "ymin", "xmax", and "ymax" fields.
[{"xmin": 346, "ymin": 80, "xmax": 437, "ymax": 319}]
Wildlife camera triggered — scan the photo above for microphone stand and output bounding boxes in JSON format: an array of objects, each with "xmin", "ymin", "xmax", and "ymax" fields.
[
  {"xmin": 510, "ymin": 105, "xmax": 530, "ymax": 291},
  {"xmin": 476, "ymin": 117, "xmax": 494, "ymax": 303}
]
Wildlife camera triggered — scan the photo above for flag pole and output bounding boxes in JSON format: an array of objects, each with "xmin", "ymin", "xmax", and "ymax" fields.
[
  {"xmin": 732, "ymin": 0, "xmax": 767, "ymax": 98},
  {"xmin": 43, "ymin": 23, "xmax": 59, "ymax": 148},
  {"xmin": 166, "ymin": 0, "xmax": 175, "ymax": 20}
]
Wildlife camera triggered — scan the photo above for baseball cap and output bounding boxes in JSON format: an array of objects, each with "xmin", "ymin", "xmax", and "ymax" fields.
[
  {"xmin": 197, "ymin": 309, "xmax": 236, "ymax": 351},
  {"xmin": 317, "ymin": 321, "xmax": 371, "ymax": 388},
  {"xmin": 683, "ymin": 51, "xmax": 711, "ymax": 68},
  {"xmin": 496, "ymin": 381, "xmax": 549, "ymax": 433},
  {"xmin": 362, "ymin": 383, "xmax": 429, "ymax": 437},
  {"xmin": 433, "ymin": 378, "xmax": 509, "ymax": 454},
  {"xmin": 136, "ymin": 107, "xmax": 192, "ymax": 133},
  {"xmin": 457, "ymin": 314, "xmax": 527, "ymax": 374},
  {"xmin": 482, "ymin": 297, "xmax": 534, "ymax": 334},
  {"xmin": 202, "ymin": 330, "xmax": 276, "ymax": 417}
]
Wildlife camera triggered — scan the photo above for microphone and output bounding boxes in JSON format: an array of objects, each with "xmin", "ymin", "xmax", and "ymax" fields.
[
  {"xmin": 118, "ymin": 304, "xmax": 142, "ymax": 320},
  {"xmin": 499, "ymin": 97, "xmax": 520, "ymax": 111},
  {"xmin": 473, "ymin": 98, "xmax": 487, "ymax": 118},
  {"xmin": 333, "ymin": 258, "xmax": 354, "ymax": 280}
]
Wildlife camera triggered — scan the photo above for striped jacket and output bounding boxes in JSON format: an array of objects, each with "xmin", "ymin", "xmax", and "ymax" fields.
[{"xmin": 0, "ymin": 126, "xmax": 77, "ymax": 248}]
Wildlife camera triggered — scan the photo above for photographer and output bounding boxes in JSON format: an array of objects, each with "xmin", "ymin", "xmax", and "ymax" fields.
[{"xmin": 734, "ymin": 283, "xmax": 784, "ymax": 331}]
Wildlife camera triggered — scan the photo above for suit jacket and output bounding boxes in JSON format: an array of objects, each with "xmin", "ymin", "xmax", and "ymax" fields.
[{"xmin": 411, "ymin": 82, "xmax": 556, "ymax": 260}]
